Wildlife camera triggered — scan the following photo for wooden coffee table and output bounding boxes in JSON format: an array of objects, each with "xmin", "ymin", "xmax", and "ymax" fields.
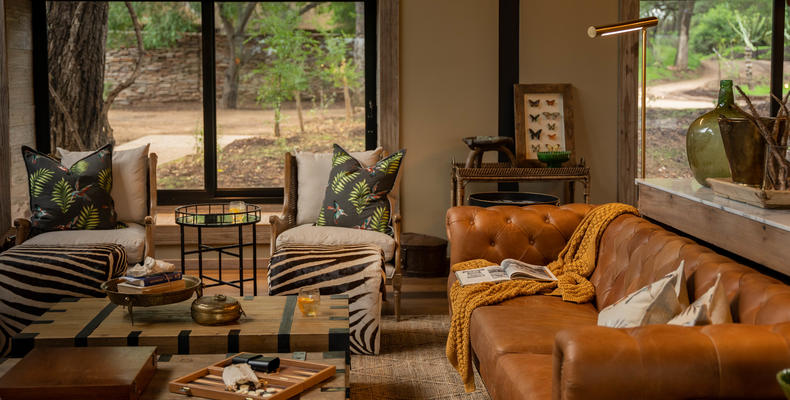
[
  {"xmin": 0, "ymin": 352, "xmax": 348, "ymax": 399},
  {"xmin": 11, "ymin": 295, "xmax": 350, "ymax": 357}
]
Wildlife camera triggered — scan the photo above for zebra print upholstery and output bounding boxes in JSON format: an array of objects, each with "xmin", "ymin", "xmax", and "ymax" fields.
[
  {"xmin": 0, "ymin": 244, "xmax": 127, "ymax": 356},
  {"xmin": 268, "ymin": 244, "xmax": 385, "ymax": 355}
]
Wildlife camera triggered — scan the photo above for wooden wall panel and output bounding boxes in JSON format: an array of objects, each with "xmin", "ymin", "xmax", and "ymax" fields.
[
  {"xmin": 378, "ymin": 0, "xmax": 399, "ymax": 154},
  {"xmin": 617, "ymin": 0, "xmax": 639, "ymax": 205},
  {"xmin": 0, "ymin": 0, "xmax": 10, "ymax": 232},
  {"xmin": 5, "ymin": 0, "xmax": 35, "ymax": 220}
]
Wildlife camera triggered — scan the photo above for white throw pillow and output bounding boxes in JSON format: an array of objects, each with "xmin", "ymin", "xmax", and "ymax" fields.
[
  {"xmin": 58, "ymin": 144, "xmax": 150, "ymax": 224},
  {"xmin": 668, "ymin": 273, "xmax": 732, "ymax": 326},
  {"xmin": 295, "ymin": 147, "xmax": 383, "ymax": 225},
  {"xmin": 598, "ymin": 261, "xmax": 689, "ymax": 328}
]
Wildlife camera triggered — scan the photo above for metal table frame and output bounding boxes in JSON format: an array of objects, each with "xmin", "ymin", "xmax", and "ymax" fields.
[{"xmin": 175, "ymin": 204, "xmax": 260, "ymax": 296}]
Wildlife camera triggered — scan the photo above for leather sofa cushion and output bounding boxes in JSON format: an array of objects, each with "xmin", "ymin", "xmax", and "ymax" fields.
[
  {"xmin": 482, "ymin": 353, "xmax": 552, "ymax": 400},
  {"xmin": 470, "ymin": 295, "xmax": 597, "ymax": 372}
]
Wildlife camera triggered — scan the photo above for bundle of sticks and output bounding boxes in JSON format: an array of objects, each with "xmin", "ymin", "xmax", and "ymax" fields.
[{"xmin": 733, "ymin": 86, "xmax": 790, "ymax": 190}]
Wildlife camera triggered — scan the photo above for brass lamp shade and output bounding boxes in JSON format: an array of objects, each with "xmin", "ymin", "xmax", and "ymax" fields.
[{"xmin": 587, "ymin": 17, "xmax": 658, "ymax": 38}]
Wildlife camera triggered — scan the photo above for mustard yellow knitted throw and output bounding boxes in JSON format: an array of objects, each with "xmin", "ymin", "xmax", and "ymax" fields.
[{"xmin": 446, "ymin": 203, "xmax": 638, "ymax": 392}]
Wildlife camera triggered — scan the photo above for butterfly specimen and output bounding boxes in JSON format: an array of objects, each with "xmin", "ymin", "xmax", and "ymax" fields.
[
  {"xmin": 548, "ymin": 133, "xmax": 557, "ymax": 140},
  {"xmin": 545, "ymin": 99, "xmax": 556, "ymax": 106},
  {"xmin": 545, "ymin": 144, "xmax": 561, "ymax": 151},
  {"xmin": 528, "ymin": 99, "xmax": 540, "ymax": 107},
  {"xmin": 543, "ymin": 112, "xmax": 560, "ymax": 120},
  {"xmin": 529, "ymin": 114, "xmax": 540, "ymax": 122},
  {"xmin": 547, "ymin": 122, "xmax": 556, "ymax": 130},
  {"xmin": 529, "ymin": 128, "xmax": 542, "ymax": 140},
  {"xmin": 531, "ymin": 144, "xmax": 541, "ymax": 154}
]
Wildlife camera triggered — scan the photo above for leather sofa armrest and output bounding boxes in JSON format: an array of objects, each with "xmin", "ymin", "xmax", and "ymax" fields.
[
  {"xmin": 13, "ymin": 218, "xmax": 31, "ymax": 246},
  {"xmin": 553, "ymin": 323, "xmax": 790, "ymax": 400}
]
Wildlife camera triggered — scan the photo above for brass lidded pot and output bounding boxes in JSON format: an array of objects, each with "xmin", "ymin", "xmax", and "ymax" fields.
[{"xmin": 191, "ymin": 294, "xmax": 244, "ymax": 325}]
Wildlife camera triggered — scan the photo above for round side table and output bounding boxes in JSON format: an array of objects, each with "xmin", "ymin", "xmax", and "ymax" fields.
[{"xmin": 175, "ymin": 204, "xmax": 261, "ymax": 296}]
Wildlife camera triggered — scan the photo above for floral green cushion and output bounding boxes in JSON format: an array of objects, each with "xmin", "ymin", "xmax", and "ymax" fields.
[
  {"xmin": 22, "ymin": 144, "xmax": 118, "ymax": 231},
  {"xmin": 316, "ymin": 144, "xmax": 405, "ymax": 234}
]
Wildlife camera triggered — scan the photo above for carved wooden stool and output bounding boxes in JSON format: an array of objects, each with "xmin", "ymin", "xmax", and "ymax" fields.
[{"xmin": 462, "ymin": 136, "xmax": 517, "ymax": 168}]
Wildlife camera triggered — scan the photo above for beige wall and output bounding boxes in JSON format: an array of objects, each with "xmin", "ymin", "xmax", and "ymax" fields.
[
  {"xmin": 519, "ymin": 0, "xmax": 619, "ymax": 205},
  {"xmin": 400, "ymin": 0, "xmax": 499, "ymax": 239},
  {"xmin": 400, "ymin": 0, "xmax": 619, "ymax": 238},
  {"xmin": 5, "ymin": 0, "xmax": 35, "ymax": 219}
]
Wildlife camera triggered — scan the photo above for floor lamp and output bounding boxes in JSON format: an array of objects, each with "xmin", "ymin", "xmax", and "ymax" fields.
[{"xmin": 588, "ymin": 16, "xmax": 658, "ymax": 179}]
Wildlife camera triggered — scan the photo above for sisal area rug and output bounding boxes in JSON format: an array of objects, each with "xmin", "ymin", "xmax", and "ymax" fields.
[{"xmin": 350, "ymin": 315, "xmax": 491, "ymax": 399}]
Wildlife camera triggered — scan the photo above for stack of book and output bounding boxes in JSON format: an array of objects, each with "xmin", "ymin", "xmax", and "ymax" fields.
[{"xmin": 118, "ymin": 271, "xmax": 184, "ymax": 294}]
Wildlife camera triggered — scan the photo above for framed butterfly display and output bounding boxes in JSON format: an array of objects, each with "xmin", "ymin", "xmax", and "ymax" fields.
[{"xmin": 513, "ymin": 83, "xmax": 575, "ymax": 167}]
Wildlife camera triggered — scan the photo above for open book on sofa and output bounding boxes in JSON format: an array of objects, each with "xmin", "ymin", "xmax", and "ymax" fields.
[{"xmin": 455, "ymin": 259, "xmax": 557, "ymax": 286}]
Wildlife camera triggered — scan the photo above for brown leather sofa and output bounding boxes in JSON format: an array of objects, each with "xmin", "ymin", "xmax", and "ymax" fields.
[{"xmin": 446, "ymin": 204, "xmax": 790, "ymax": 400}]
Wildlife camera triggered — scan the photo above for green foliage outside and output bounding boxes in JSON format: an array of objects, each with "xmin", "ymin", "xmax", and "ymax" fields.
[
  {"xmin": 107, "ymin": 2, "xmax": 200, "ymax": 50},
  {"xmin": 641, "ymin": 0, "xmax": 776, "ymax": 85},
  {"xmin": 250, "ymin": 3, "xmax": 316, "ymax": 136}
]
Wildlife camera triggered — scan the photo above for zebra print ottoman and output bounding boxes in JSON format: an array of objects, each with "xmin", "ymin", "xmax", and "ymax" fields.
[
  {"xmin": 268, "ymin": 244, "xmax": 385, "ymax": 355},
  {"xmin": 0, "ymin": 243, "xmax": 127, "ymax": 356}
]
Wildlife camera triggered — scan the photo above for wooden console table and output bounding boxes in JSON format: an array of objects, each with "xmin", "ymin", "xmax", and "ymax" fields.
[
  {"xmin": 637, "ymin": 178, "xmax": 790, "ymax": 276},
  {"xmin": 451, "ymin": 162, "xmax": 591, "ymax": 206}
]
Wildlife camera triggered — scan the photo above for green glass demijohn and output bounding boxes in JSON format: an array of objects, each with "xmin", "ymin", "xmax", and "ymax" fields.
[{"xmin": 686, "ymin": 80, "xmax": 740, "ymax": 186}]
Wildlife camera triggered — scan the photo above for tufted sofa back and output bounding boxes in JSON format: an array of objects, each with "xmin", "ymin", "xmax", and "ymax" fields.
[
  {"xmin": 446, "ymin": 204, "xmax": 790, "ymax": 325},
  {"xmin": 446, "ymin": 204, "xmax": 594, "ymax": 267}
]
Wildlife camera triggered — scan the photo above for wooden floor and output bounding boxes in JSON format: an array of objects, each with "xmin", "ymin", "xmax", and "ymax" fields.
[{"xmin": 195, "ymin": 266, "xmax": 450, "ymax": 316}]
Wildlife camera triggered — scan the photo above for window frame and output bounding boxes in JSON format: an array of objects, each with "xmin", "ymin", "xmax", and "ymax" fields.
[
  {"xmin": 618, "ymin": 0, "xmax": 786, "ymax": 204},
  {"xmin": 32, "ymin": 0, "xmax": 378, "ymax": 205}
]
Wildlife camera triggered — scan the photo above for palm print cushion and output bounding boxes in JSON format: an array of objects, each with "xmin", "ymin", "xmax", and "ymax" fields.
[
  {"xmin": 22, "ymin": 144, "xmax": 118, "ymax": 231},
  {"xmin": 316, "ymin": 144, "xmax": 405, "ymax": 234}
]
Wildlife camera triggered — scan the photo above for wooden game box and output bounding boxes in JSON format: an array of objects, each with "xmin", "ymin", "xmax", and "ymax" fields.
[
  {"xmin": 0, "ymin": 346, "xmax": 157, "ymax": 400},
  {"xmin": 168, "ymin": 353, "xmax": 335, "ymax": 399}
]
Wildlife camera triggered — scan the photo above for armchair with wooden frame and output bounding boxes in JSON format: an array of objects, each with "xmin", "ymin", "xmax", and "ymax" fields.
[
  {"xmin": 13, "ymin": 153, "xmax": 158, "ymax": 264},
  {"xmin": 270, "ymin": 152, "xmax": 404, "ymax": 320}
]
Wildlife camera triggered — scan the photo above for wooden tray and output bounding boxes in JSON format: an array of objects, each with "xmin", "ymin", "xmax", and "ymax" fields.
[
  {"xmin": 168, "ymin": 353, "xmax": 336, "ymax": 399},
  {"xmin": 708, "ymin": 177, "xmax": 790, "ymax": 209}
]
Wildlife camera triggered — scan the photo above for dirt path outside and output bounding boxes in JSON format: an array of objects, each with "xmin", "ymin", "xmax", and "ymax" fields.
[{"xmin": 110, "ymin": 106, "xmax": 352, "ymax": 165}]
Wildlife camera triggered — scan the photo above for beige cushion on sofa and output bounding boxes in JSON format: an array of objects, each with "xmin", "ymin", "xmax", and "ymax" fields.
[
  {"xmin": 23, "ymin": 222, "xmax": 146, "ymax": 264},
  {"xmin": 58, "ymin": 144, "xmax": 150, "ymax": 224},
  {"xmin": 276, "ymin": 224, "xmax": 395, "ymax": 260},
  {"xmin": 598, "ymin": 261, "xmax": 689, "ymax": 328},
  {"xmin": 295, "ymin": 147, "xmax": 383, "ymax": 225},
  {"xmin": 668, "ymin": 273, "xmax": 732, "ymax": 326}
]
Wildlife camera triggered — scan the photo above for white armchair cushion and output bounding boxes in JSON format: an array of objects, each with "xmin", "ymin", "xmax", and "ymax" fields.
[
  {"xmin": 23, "ymin": 222, "xmax": 146, "ymax": 264},
  {"xmin": 294, "ymin": 147, "xmax": 382, "ymax": 225},
  {"xmin": 275, "ymin": 224, "xmax": 395, "ymax": 261},
  {"xmin": 58, "ymin": 144, "xmax": 150, "ymax": 224}
]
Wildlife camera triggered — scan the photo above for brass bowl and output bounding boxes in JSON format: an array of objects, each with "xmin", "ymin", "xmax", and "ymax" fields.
[
  {"xmin": 101, "ymin": 275, "xmax": 203, "ymax": 324},
  {"xmin": 191, "ymin": 294, "xmax": 244, "ymax": 325}
]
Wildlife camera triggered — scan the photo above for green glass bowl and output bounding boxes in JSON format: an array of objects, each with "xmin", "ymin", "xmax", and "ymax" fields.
[
  {"xmin": 777, "ymin": 368, "xmax": 790, "ymax": 399},
  {"xmin": 537, "ymin": 151, "xmax": 571, "ymax": 168}
]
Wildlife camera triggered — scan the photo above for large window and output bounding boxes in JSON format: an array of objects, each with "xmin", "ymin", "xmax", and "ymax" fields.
[
  {"xmin": 34, "ymin": 1, "xmax": 376, "ymax": 205},
  {"xmin": 639, "ymin": 0, "xmax": 780, "ymax": 179}
]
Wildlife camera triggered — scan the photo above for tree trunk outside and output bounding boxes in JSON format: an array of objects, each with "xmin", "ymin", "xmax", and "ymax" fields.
[
  {"xmin": 745, "ymin": 48, "xmax": 753, "ymax": 89},
  {"xmin": 295, "ymin": 90, "xmax": 304, "ymax": 134},
  {"xmin": 341, "ymin": 61, "xmax": 351, "ymax": 121},
  {"xmin": 222, "ymin": 45, "xmax": 240, "ymax": 109},
  {"xmin": 274, "ymin": 106, "xmax": 281, "ymax": 137},
  {"xmin": 674, "ymin": 0, "xmax": 694, "ymax": 70},
  {"xmin": 47, "ymin": 1, "xmax": 109, "ymax": 151}
]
